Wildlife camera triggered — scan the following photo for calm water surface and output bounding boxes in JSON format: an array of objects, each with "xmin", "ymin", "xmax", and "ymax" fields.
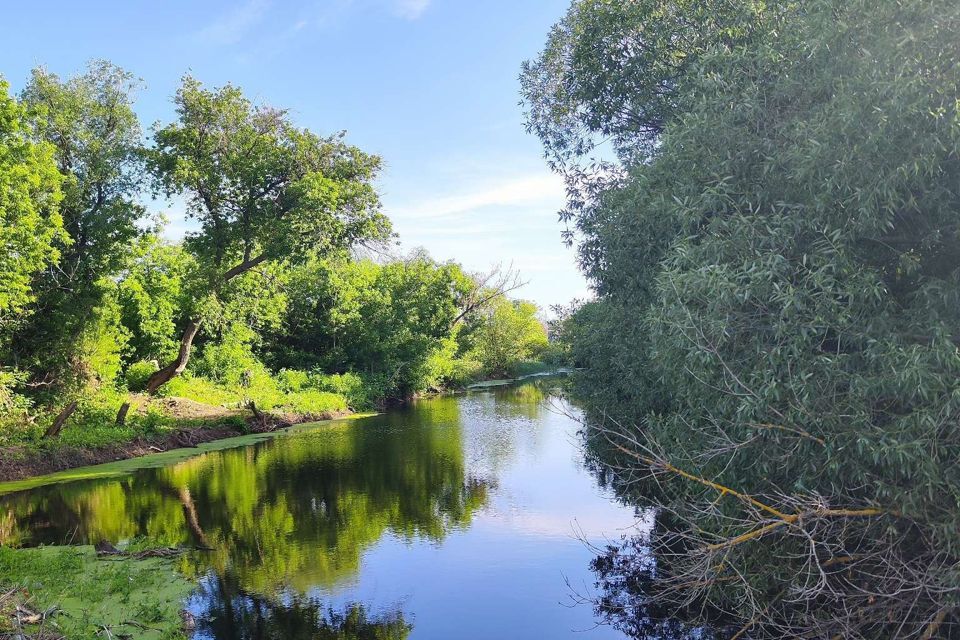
[{"xmin": 0, "ymin": 381, "xmax": 641, "ymax": 639}]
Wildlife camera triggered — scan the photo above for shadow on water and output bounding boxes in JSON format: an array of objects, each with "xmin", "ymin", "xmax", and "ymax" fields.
[{"xmin": 0, "ymin": 379, "xmax": 689, "ymax": 639}]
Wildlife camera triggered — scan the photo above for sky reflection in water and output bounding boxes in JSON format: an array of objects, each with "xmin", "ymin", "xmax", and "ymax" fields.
[{"xmin": 0, "ymin": 381, "xmax": 642, "ymax": 639}]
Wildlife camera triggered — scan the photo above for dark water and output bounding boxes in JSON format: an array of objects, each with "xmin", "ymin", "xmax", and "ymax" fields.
[{"xmin": 0, "ymin": 381, "xmax": 642, "ymax": 639}]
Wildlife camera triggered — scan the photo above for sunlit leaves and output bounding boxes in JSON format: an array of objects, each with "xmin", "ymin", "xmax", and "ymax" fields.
[{"xmin": 0, "ymin": 80, "xmax": 63, "ymax": 323}]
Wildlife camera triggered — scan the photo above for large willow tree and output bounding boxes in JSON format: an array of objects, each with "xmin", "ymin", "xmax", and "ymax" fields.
[
  {"xmin": 525, "ymin": 0, "xmax": 960, "ymax": 637},
  {"xmin": 17, "ymin": 62, "xmax": 146, "ymax": 436}
]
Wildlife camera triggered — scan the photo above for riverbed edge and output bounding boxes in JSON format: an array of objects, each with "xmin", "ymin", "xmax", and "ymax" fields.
[{"xmin": 0, "ymin": 408, "xmax": 364, "ymax": 489}]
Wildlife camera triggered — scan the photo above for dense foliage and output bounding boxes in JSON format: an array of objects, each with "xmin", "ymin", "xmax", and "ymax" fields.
[
  {"xmin": 459, "ymin": 298, "xmax": 549, "ymax": 378},
  {"xmin": 0, "ymin": 63, "xmax": 550, "ymax": 449},
  {"xmin": 525, "ymin": 0, "xmax": 960, "ymax": 637},
  {"xmin": 0, "ymin": 81, "xmax": 63, "ymax": 325},
  {"xmin": 268, "ymin": 252, "xmax": 476, "ymax": 400}
]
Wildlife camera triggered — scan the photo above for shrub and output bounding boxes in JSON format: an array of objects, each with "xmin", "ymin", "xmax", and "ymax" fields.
[
  {"xmin": 276, "ymin": 368, "xmax": 311, "ymax": 393},
  {"xmin": 124, "ymin": 360, "xmax": 159, "ymax": 392}
]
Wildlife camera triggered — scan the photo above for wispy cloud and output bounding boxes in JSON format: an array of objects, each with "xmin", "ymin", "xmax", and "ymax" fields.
[
  {"xmin": 387, "ymin": 173, "xmax": 565, "ymax": 220},
  {"xmin": 197, "ymin": 0, "xmax": 271, "ymax": 45},
  {"xmin": 394, "ymin": 0, "xmax": 431, "ymax": 20}
]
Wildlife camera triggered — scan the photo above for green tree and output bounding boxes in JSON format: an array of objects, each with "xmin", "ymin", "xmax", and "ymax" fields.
[
  {"xmin": 270, "ymin": 252, "xmax": 475, "ymax": 401},
  {"xmin": 116, "ymin": 232, "xmax": 195, "ymax": 365},
  {"xmin": 12, "ymin": 61, "xmax": 146, "ymax": 436},
  {"xmin": 467, "ymin": 299, "xmax": 548, "ymax": 377},
  {"xmin": 137, "ymin": 77, "xmax": 391, "ymax": 401},
  {"xmin": 528, "ymin": 0, "xmax": 960, "ymax": 636},
  {"xmin": 0, "ymin": 80, "xmax": 64, "ymax": 431},
  {"xmin": 0, "ymin": 80, "xmax": 64, "ymax": 333}
]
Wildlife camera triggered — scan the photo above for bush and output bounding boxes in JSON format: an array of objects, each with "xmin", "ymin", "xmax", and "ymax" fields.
[
  {"xmin": 275, "ymin": 368, "xmax": 311, "ymax": 393},
  {"xmin": 538, "ymin": 343, "xmax": 569, "ymax": 367},
  {"xmin": 279, "ymin": 390, "xmax": 348, "ymax": 416},
  {"xmin": 311, "ymin": 372, "xmax": 369, "ymax": 409},
  {"xmin": 124, "ymin": 360, "xmax": 159, "ymax": 392},
  {"xmin": 467, "ymin": 299, "xmax": 549, "ymax": 378},
  {"xmin": 525, "ymin": 0, "xmax": 960, "ymax": 635}
]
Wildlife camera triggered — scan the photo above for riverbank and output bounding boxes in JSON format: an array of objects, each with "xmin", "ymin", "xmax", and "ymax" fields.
[
  {"xmin": 0, "ymin": 394, "xmax": 351, "ymax": 485},
  {"xmin": 0, "ymin": 366, "xmax": 566, "ymax": 487},
  {"xmin": 464, "ymin": 367, "xmax": 575, "ymax": 389}
]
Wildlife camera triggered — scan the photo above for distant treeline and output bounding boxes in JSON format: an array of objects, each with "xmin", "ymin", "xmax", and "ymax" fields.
[
  {"xmin": 525, "ymin": 0, "xmax": 960, "ymax": 637},
  {"xmin": 0, "ymin": 63, "xmax": 552, "ymax": 446}
]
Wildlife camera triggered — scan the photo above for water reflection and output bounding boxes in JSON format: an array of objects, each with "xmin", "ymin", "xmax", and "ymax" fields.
[
  {"xmin": 0, "ymin": 380, "xmax": 640, "ymax": 639},
  {"xmin": 192, "ymin": 573, "xmax": 411, "ymax": 640},
  {"xmin": 1, "ymin": 400, "xmax": 487, "ymax": 592}
]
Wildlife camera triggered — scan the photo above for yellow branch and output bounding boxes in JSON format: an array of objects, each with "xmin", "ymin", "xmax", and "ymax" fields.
[
  {"xmin": 821, "ymin": 554, "xmax": 866, "ymax": 567},
  {"xmin": 607, "ymin": 441, "xmax": 893, "ymax": 554},
  {"xmin": 920, "ymin": 608, "xmax": 950, "ymax": 640},
  {"xmin": 610, "ymin": 441, "xmax": 790, "ymax": 519},
  {"xmin": 751, "ymin": 422, "xmax": 826, "ymax": 446},
  {"xmin": 703, "ymin": 508, "xmax": 887, "ymax": 553}
]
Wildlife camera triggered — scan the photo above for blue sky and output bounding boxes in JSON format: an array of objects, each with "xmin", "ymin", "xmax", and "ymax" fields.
[{"xmin": 2, "ymin": 0, "xmax": 588, "ymax": 310}]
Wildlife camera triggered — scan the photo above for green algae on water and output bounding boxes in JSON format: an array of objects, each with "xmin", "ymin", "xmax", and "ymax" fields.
[{"xmin": 0, "ymin": 545, "xmax": 193, "ymax": 639}]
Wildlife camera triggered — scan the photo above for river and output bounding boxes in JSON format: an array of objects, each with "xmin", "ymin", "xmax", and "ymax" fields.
[{"xmin": 0, "ymin": 379, "xmax": 643, "ymax": 639}]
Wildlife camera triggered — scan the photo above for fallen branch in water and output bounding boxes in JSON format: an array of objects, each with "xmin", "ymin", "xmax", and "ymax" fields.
[
  {"xmin": 93, "ymin": 540, "xmax": 212, "ymax": 559},
  {"xmin": 96, "ymin": 619, "xmax": 161, "ymax": 637},
  {"xmin": 605, "ymin": 436, "xmax": 895, "ymax": 549},
  {"xmin": 702, "ymin": 507, "xmax": 887, "ymax": 553}
]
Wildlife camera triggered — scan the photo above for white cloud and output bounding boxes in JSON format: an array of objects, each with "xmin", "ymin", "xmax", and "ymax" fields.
[
  {"xmin": 197, "ymin": 0, "xmax": 271, "ymax": 45},
  {"xmin": 386, "ymin": 173, "xmax": 565, "ymax": 221},
  {"xmin": 394, "ymin": 0, "xmax": 431, "ymax": 20}
]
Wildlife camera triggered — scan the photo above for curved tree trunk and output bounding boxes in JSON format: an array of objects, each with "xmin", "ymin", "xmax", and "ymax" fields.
[
  {"xmin": 115, "ymin": 320, "xmax": 202, "ymax": 425},
  {"xmin": 115, "ymin": 256, "xmax": 261, "ymax": 425},
  {"xmin": 45, "ymin": 400, "xmax": 78, "ymax": 439},
  {"xmin": 145, "ymin": 319, "xmax": 202, "ymax": 395},
  {"xmin": 178, "ymin": 486, "xmax": 210, "ymax": 548}
]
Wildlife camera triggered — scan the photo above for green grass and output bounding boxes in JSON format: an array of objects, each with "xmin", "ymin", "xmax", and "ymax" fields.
[
  {"xmin": 0, "ymin": 394, "xmax": 180, "ymax": 452},
  {"xmin": 0, "ymin": 394, "xmax": 243, "ymax": 454},
  {"xmin": 0, "ymin": 371, "xmax": 354, "ymax": 456},
  {"xmin": 166, "ymin": 374, "xmax": 349, "ymax": 415},
  {"xmin": 0, "ymin": 545, "xmax": 193, "ymax": 639}
]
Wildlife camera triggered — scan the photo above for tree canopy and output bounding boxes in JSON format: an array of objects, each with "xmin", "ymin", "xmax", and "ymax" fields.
[
  {"xmin": 136, "ymin": 77, "xmax": 393, "ymax": 398},
  {"xmin": 0, "ymin": 63, "xmax": 548, "ymax": 442},
  {"xmin": 526, "ymin": 0, "xmax": 960, "ymax": 636},
  {"xmin": 0, "ymin": 80, "xmax": 63, "ymax": 326},
  {"xmin": 152, "ymin": 77, "xmax": 391, "ymax": 282}
]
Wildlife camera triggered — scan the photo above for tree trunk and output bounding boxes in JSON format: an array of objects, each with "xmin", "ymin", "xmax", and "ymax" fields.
[
  {"xmin": 223, "ymin": 254, "xmax": 268, "ymax": 282},
  {"xmin": 178, "ymin": 486, "xmax": 210, "ymax": 548},
  {"xmin": 115, "ymin": 401, "xmax": 132, "ymax": 426},
  {"xmin": 247, "ymin": 400, "xmax": 265, "ymax": 422},
  {"xmin": 145, "ymin": 320, "xmax": 202, "ymax": 395},
  {"xmin": 45, "ymin": 400, "xmax": 78, "ymax": 438}
]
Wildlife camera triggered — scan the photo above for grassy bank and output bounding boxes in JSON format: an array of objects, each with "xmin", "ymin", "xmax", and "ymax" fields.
[
  {"xmin": 0, "ymin": 369, "xmax": 363, "ymax": 452},
  {"xmin": 0, "ymin": 369, "xmax": 365, "ymax": 483},
  {"xmin": 0, "ymin": 358, "xmax": 559, "ymax": 484}
]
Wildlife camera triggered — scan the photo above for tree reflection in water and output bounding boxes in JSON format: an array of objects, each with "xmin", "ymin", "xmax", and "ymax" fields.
[
  {"xmin": 0, "ymin": 397, "xmax": 487, "ymax": 635},
  {"xmin": 191, "ymin": 571, "xmax": 410, "ymax": 640}
]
